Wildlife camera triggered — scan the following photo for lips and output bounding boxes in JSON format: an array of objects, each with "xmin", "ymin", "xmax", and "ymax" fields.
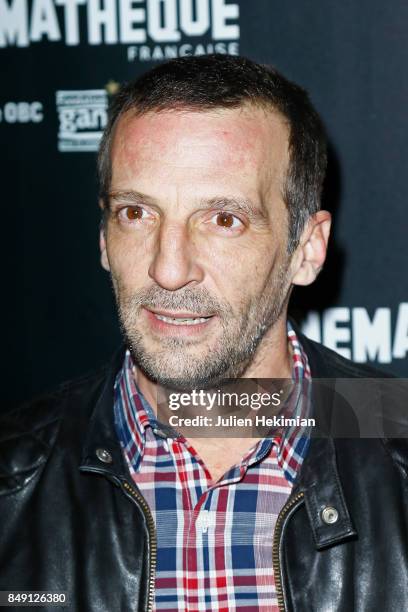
[
  {"xmin": 154, "ymin": 313, "xmax": 210, "ymax": 326},
  {"xmin": 145, "ymin": 308, "xmax": 214, "ymax": 330}
]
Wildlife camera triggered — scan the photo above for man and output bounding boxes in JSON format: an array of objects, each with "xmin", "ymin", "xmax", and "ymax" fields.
[{"xmin": 1, "ymin": 54, "xmax": 407, "ymax": 612}]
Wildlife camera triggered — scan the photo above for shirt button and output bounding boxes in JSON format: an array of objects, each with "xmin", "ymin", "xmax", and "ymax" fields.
[
  {"xmin": 96, "ymin": 448, "xmax": 113, "ymax": 464},
  {"xmin": 196, "ymin": 510, "xmax": 214, "ymax": 534},
  {"xmin": 153, "ymin": 427, "xmax": 167, "ymax": 438},
  {"xmin": 321, "ymin": 506, "xmax": 339, "ymax": 525}
]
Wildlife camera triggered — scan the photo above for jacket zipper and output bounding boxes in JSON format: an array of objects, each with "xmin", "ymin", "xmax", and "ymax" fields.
[
  {"xmin": 272, "ymin": 491, "xmax": 305, "ymax": 612},
  {"xmin": 122, "ymin": 480, "xmax": 157, "ymax": 612}
]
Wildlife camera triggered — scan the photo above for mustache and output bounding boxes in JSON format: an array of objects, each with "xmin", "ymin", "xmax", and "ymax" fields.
[{"xmin": 119, "ymin": 285, "xmax": 231, "ymax": 317}]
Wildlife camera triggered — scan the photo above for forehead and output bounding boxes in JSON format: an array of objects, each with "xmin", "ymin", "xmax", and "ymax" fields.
[{"xmin": 110, "ymin": 105, "xmax": 290, "ymax": 199}]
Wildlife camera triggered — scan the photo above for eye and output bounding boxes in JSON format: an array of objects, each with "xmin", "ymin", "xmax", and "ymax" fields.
[
  {"xmin": 118, "ymin": 206, "xmax": 150, "ymax": 223},
  {"xmin": 210, "ymin": 211, "xmax": 243, "ymax": 230}
]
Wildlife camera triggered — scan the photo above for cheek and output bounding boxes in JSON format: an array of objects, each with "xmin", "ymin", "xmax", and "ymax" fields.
[
  {"xmin": 105, "ymin": 226, "xmax": 149, "ymax": 287},
  {"xmin": 204, "ymin": 240, "xmax": 277, "ymax": 303}
]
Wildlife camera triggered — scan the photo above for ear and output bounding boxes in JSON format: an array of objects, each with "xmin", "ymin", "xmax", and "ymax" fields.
[
  {"xmin": 291, "ymin": 210, "xmax": 331, "ymax": 286},
  {"xmin": 99, "ymin": 199, "xmax": 110, "ymax": 272}
]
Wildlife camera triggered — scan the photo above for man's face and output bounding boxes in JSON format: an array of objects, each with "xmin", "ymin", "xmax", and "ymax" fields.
[{"xmin": 102, "ymin": 104, "xmax": 294, "ymax": 389}]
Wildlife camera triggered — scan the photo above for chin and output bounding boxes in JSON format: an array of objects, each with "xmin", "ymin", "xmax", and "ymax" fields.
[
  {"xmin": 137, "ymin": 361, "xmax": 210, "ymax": 391},
  {"xmin": 125, "ymin": 324, "xmax": 252, "ymax": 390},
  {"xmin": 134, "ymin": 348, "xmax": 249, "ymax": 392}
]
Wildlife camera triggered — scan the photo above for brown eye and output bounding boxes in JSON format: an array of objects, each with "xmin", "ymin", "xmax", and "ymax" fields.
[
  {"xmin": 126, "ymin": 206, "xmax": 144, "ymax": 220},
  {"xmin": 216, "ymin": 212, "xmax": 235, "ymax": 228}
]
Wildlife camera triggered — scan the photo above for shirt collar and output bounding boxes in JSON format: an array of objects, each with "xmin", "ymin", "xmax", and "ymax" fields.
[{"xmin": 114, "ymin": 320, "xmax": 312, "ymax": 481}]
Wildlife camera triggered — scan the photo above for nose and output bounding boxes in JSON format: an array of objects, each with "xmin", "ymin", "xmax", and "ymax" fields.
[{"xmin": 148, "ymin": 221, "xmax": 204, "ymax": 290}]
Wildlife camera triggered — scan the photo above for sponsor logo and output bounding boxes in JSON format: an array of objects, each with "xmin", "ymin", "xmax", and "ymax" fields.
[
  {"xmin": 0, "ymin": 101, "xmax": 43, "ymax": 123},
  {"xmin": 56, "ymin": 89, "xmax": 107, "ymax": 152},
  {"xmin": 301, "ymin": 303, "xmax": 408, "ymax": 364},
  {"xmin": 0, "ymin": 0, "xmax": 240, "ymax": 59}
]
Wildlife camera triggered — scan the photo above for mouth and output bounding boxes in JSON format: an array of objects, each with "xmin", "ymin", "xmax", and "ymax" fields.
[
  {"xmin": 144, "ymin": 308, "xmax": 216, "ymax": 335},
  {"xmin": 154, "ymin": 314, "xmax": 211, "ymax": 326}
]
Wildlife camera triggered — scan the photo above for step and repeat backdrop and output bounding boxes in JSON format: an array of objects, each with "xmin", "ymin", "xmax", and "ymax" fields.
[{"xmin": 2, "ymin": 0, "xmax": 407, "ymax": 406}]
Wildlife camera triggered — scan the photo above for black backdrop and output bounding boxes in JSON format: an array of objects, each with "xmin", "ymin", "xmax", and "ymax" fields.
[{"xmin": 2, "ymin": 0, "xmax": 407, "ymax": 408}]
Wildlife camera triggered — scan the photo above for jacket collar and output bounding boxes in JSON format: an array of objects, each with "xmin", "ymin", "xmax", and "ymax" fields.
[
  {"xmin": 293, "ymin": 436, "xmax": 357, "ymax": 549},
  {"xmin": 290, "ymin": 322, "xmax": 358, "ymax": 549},
  {"xmin": 79, "ymin": 346, "xmax": 131, "ymax": 484}
]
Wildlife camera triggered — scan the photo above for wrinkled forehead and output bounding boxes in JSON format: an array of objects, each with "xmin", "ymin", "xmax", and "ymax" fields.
[{"xmin": 110, "ymin": 104, "xmax": 290, "ymax": 198}]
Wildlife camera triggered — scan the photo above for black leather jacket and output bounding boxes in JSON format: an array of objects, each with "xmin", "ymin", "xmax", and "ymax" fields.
[{"xmin": 1, "ymin": 332, "xmax": 408, "ymax": 612}]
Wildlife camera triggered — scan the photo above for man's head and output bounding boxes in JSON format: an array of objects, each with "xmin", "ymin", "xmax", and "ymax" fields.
[{"xmin": 98, "ymin": 54, "xmax": 331, "ymax": 390}]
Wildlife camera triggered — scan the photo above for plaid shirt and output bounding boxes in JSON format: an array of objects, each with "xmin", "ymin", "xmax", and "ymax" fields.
[{"xmin": 114, "ymin": 322, "xmax": 311, "ymax": 611}]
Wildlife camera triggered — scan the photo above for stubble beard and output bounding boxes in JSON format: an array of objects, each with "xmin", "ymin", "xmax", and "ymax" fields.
[{"xmin": 113, "ymin": 261, "xmax": 291, "ymax": 391}]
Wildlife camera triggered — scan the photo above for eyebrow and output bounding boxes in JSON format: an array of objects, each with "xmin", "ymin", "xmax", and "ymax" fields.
[
  {"xmin": 200, "ymin": 197, "xmax": 268, "ymax": 221},
  {"xmin": 108, "ymin": 190, "xmax": 156, "ymax": 208},
  {"xmin": 107, "ymin": 190, "xmax": 269, "ymax": 222}
]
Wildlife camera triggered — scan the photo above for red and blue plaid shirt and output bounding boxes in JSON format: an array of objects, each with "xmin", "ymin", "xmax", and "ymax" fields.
[{"xmin": 114, "ymin": 322, "xmax": 312, "ymax": 611}]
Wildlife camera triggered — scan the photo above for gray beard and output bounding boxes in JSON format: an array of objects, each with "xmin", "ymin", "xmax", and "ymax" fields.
[{"xmin": 114, "ymin": 262, "xmax": 290, "ymax": 391}]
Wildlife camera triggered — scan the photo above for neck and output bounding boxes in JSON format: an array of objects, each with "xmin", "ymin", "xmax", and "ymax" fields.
[{"xmin": 133, "ymin": 315, "xmax": 292, "ymax": 415}]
